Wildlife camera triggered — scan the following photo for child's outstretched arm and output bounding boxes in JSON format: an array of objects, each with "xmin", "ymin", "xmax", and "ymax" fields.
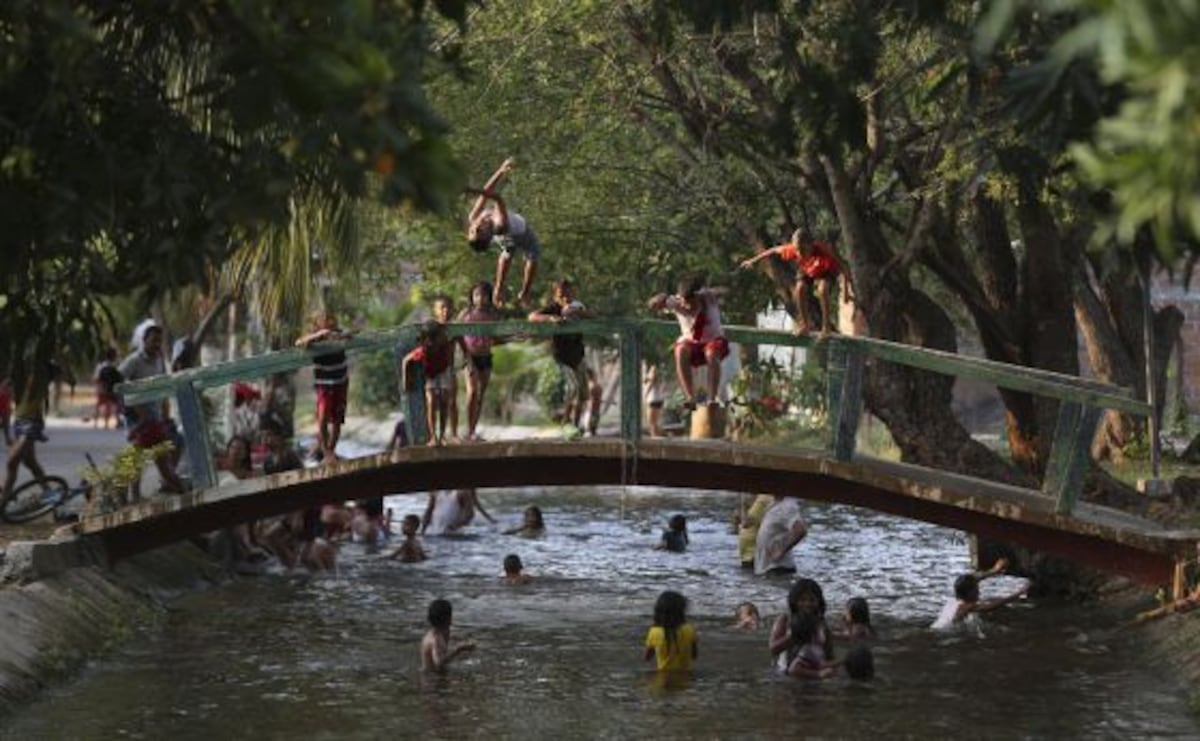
[
  {"xmin": 975, "ymin": 580, "xmax": 1030, "ymax": 613},
  {"xmin": 467, "ymin": 158, "xmax": 515, "ymax": 224},
  {"xmin": 739, "ymin": 244, "xmax": 785, "ymax": 270}
]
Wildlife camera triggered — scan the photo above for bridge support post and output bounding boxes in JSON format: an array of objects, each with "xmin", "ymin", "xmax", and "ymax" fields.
[
  {"xmin": 1043, "ymin": 401, "xmax": 1103, "ymax": 514},
  {"xmin": 824, "ymin": 339, "xmax": 865, "ymax": 461},
  {"xmin": 403, "ymin": 366, "xmax": 428, "ymax": 446},
  {"xmin": 175, "ymin": 382, "xmax": 215, "ymax": 489},
  {"xmin": 619, "ymin": 322, "xmax": 643, "ymax": 444}
]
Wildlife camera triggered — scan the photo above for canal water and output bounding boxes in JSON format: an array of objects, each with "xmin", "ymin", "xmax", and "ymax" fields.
[{"xmin": 5, "ymin": 485, "xmax": 1197, "ymax": 738}]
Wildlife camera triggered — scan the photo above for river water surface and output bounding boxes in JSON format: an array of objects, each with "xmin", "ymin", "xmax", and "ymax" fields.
[{"xmin": 5, "ymin": 485, "xmax": 1198, "ymax": 738}]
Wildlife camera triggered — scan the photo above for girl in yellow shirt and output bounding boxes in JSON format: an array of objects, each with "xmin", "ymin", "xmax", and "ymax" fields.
[{"xmin": 643, "ymin": 591, "xmax": 698, "ymax": 671}]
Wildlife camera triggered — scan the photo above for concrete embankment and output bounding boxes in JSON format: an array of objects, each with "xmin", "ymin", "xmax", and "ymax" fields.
[{"xmin": 0, "ymin": 539, "xmax": 222, "ymax": 716}]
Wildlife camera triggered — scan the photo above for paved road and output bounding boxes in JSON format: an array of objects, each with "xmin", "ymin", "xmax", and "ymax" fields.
[{"xmin": 1, "ymin": 399, "xmax": 128, "ymax": 548}]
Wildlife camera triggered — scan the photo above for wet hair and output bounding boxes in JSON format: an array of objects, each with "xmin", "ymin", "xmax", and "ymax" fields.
[
  {"xmin": 403, "ymin": 514, "xmax": 420, "ymax": 531},
  {"xmin": 653, "ymin": 590, "xmax": 688, "ymax": 651},
  {"xmin": 954, "ymin": 574, "xmax": 981, "ymax": 602},
  {"xmin": 428, "ymin": 598, "xmax": 453, "ymax": 629},
  {"xmin": 677, "ymin": 274, "xmax": 705, "ymax": 301},
  {"xmin": 524, "ymin": 505, "xmax": 544, "ymax": 529},
  {"xmin": 503, "ymin": 553, "xmax": 523, "ymax": 574},
  {"xmin": 226, "ymin": 435, "xmax": 253, "ymax": 471},
  {"xmin": 844, "ymin": 645, "xmax": 875, "ymax": 680},
  {"xmin": 787, "ymin": 578, "xmax": 828, "ymax": 617},
  {"xmin": 469, "ymin": 281, "xmax": 494, "ymax": 307},
  {"xmin": 846, "ymin": 597, "xmax": 872, "ymax": 629},
  {"xmin": 668, "ymin": 514, "xmax": 687, "ymax": 534}
]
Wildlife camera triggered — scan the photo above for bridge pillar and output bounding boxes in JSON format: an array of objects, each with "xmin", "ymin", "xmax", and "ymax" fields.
[
  {"xmin": 1043, "ymin": 401, "xmax": 1103, "ymax": 514},
  {"xmin": 403, "ymin": 366, "xmax": 428, "ymax": 446},
  {"xmin": 824, "ymin": 339, "xmax": 865, "ymax": 461},
  {"xmin": 175, "ymin": 382, "xmax": 215, "ymax": 489},
  {"xmin": 619, "ymin": 322, "xmax": 643, "ymax": 443},
  {"xmin": 690, "ymin": 405, "xmax": 727, "ymax": 439}
]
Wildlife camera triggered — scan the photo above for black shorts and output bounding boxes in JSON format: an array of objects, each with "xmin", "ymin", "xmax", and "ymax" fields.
[{"xmin": 470, "ymin": 354, "xmax": 494, "ymax": 372}]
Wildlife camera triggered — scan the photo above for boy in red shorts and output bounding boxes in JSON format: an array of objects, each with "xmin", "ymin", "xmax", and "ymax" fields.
[
  {"xmin": 740, "ymin": 228, "xmax": 854, "ymax": 335},
  {"xmin": 649, "ymin": 275, "xmax": 730, "ymax": 410},
  {"xmin": 296, "ymin": 311, "xmax": 352, "ymax": 462}
]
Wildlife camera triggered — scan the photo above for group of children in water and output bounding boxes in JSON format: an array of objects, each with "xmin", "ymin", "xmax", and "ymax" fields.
[{"xmin": 419, "ymin": 500, "xmax": 1031, "ymax": 679}]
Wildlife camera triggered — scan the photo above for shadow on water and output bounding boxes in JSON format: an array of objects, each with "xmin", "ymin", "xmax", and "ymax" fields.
[{"xmin": 4, "ymin": 485, "xmax": 1197, "ymax": 738}]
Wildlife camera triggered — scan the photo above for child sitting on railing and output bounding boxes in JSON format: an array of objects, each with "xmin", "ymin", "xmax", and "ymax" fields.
[{"xmin": 648, "ymin": 275, "xmax": 729, "ymax": 411}]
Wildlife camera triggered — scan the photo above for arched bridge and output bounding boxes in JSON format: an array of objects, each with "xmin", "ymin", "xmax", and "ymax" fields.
[
  {"xmin": 102, "ymin": 318, "xmax": 1198, "ymax": 596},
  {"xmin": 80, "ymin": 438, "xmax": 1195, "ymax": 590}
]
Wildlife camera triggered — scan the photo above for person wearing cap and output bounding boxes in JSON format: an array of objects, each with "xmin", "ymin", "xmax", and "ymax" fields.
[{"xmin": 119, "ymin": 319, "xmax": 185, "ymax": 496}]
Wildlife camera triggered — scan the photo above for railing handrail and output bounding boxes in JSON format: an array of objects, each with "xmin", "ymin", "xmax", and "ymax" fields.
[{"xmin": 118, "ymin": 318, "xmax": 1149, "ymax": 415}]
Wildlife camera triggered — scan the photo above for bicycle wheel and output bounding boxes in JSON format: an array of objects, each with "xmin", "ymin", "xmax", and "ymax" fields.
[{"xmin": 2, "ymin": 476, "xmax": 70, "ymax": 523}]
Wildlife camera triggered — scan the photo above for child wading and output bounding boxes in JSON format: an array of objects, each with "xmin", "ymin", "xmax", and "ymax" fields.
[
  {"xmin": 739, "ymin": 228, "xmax": 855, "ymax": 336},
  {"xmin": 643, "ymin": 590, "xmax": 698, "ymax": 672},
  {"xmin": 421, "ymin": 599, "xmax": 475, "ymax": 672},
  {"xmin": 649, "ymin": 276, "xmax": 730, "ymax": 410},
  {"xmin": 466, "ymin": 157, "xmax": 540, "ymax": 307}
]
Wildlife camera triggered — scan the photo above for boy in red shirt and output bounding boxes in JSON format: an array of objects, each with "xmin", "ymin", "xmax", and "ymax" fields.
[{"xmin": 740, "ymin": 229, "xmax": 854, "ymax": 335}]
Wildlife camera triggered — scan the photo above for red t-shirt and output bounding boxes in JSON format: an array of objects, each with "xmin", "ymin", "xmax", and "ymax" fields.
[
  {"xmin": 778, "ymin": 240, "xmax": 840, "ymax": 280},
  {"xmin": 411, "ymin": 343, "xmax": 452, "ymax": 377}
]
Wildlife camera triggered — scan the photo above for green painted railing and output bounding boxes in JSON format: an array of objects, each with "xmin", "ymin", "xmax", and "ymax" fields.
[{"xmin": 117, "ymin": 319, "xmax": 1150, "ymax": 516}]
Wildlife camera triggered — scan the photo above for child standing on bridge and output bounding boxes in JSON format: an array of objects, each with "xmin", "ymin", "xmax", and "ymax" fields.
[
  {"xmin": 739, "ymin": 228, "xmax": 854, "ymax": 336},
  {"xmin": 403, "ymin": 320, "xmax": 455, "ymax": 447},
  {"xmin": 458, "ymin": 281, "xmax": 500, "ymax": 442},
  {"xmin": 296, "ymin": 311, "xmax": 352, "ymax": 462},
  {"xmin": 649, "ymin": 275, "xmax": 730, "ymax": 410},
  {"xmin": 529, "ymin": 279, "xmax": 598, "ymax": 434}
]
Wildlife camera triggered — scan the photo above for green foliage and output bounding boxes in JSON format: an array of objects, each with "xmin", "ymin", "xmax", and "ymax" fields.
[
  {"xmin": 84, "ymin": 442, "xmax": 175, "ymax": 513},
  {"xmin": 352, "ymin": 349, "xmax": 403, "ymax": 419},
  {"xmin": 1, "ymin": 0, "xmax": 472, "ymax": 392},
  {"xmin": 980, "ymin": 0, "xmax": 1200, "ymax": 262},
  {"xmin": 534, "ymin": 361, "xmax": 567, "ymax": 423},
  {"xmin": 729, "ymin": 356, "xmax": 826, "ymax": 441},
  {"xmin": 350, "ymin": 299, "xmax": 417, "ymax": 418}
]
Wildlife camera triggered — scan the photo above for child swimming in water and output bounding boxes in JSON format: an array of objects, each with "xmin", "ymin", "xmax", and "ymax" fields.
[
  {"xmin": 931, "ymin": 558, "xmax": 1029, "ymax": 635},
  {"xmin": 502, "ymin": 553, "xmax": 531, "ymax": 585},
  {"xmin": 643, "ymin": 590, "xmax": 698, "ymax": 671},
  {"xmin": 504, "ymin": 505, "xmax": 546, "ymax": 537},
  {"xmin": 421, "ymin": 599, "xmax": 475, "ymax": 672},
  {"xmin": 655, "ymin": 514, "xmax": 688, "ymax": 552},
  {"xmin": 389, "ymin": 514, "xmax": 427, "ymax": 563},
  {"xmin": 733, "ymin": 601, "xmax": 761, "ymax": 630},
  {"xmin": 835, "ymin": 597, "xmax": 875, "ymax": 639}
]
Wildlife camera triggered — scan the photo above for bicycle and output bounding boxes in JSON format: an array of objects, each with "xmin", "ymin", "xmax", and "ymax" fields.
[{"xmin": 1, "ymin": 455, "xmax": 96, "ymax": 524}]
